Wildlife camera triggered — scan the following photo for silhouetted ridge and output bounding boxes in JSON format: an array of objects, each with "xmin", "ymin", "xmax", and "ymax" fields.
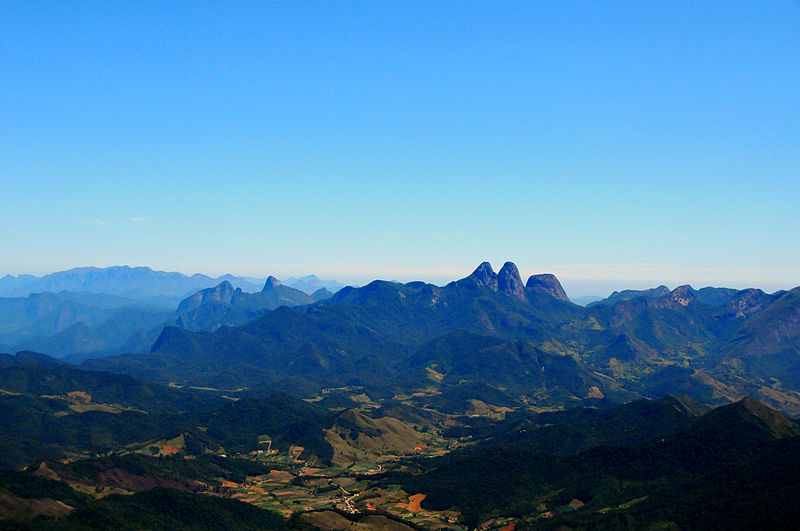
[
  {"xmin": 691, "ymin": 397, "xmax": 800, "ymax": 440},
  {"xmin": 0, "ymin": 266, "xmax": 263, "ymax": 299},
  {"xmin": 659, "ymin": 394, "xmax": 710, "ymax": 417},
  {"xmin": 588, "ymin": 285, "xmax": 670, "ymax": 307},
  {"xmin": 311, "ymin": 287, "xmax": 334, "ymax": 302},
  {"xmin": 150, "ymin": 326, "xmax": 196, "ymax": 353}
]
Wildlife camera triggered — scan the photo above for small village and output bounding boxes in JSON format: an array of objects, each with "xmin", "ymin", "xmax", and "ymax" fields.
[{"xmin": 214, "ymin": 438, "xmax": 469, "ymax": 530}]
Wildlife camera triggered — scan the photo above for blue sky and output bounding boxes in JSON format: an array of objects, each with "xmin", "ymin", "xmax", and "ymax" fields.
[{"xmin": 2, "ymin": 1, "xmax": 799, "ymax": 296}]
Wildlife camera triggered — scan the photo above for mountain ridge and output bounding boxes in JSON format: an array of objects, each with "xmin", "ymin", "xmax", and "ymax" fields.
[
  {"xmin": 0, "ymin": 266, "xmax": 263, "ymax": 300},
  {"xmin": 81, "ymin": 261, "xmax": 800, "ymax": 415},
  {"xmin": 173, "ymin": 279, "xmax": 319, "ymax": 332}
]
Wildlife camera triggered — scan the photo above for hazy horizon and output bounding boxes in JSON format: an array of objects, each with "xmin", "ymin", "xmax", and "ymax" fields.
[{"xmin": 2, "ymin": 261, "xmax": 797, "ymax": 299}]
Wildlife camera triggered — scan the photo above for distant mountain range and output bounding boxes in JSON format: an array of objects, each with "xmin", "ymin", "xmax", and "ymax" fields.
[
  {"xmin": 282, "ymin": 275, "xmax": 346, "ymax": 295},
  {"xmin": 172, "ymin": 277, "xmax": 333, "ymax": 332},
  {"xmin": 0, "ymin": 266, "xmax": 263, "ymax": 301},
  {"xmin": 0, "ymin": 291, "xmax": 171, "ymax": 358},
  {"xmin": 0, "ymin": 267, "xmax": 347, "ymax": 357},
  {"xmin": 587, "ymin": 284, "xmax": 745, "ymax": 307}
]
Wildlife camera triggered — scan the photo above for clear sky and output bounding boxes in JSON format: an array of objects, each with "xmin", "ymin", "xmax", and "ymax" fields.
[{"xmin": 2, "ymin": 1, "xmax": 799, "ymax": 296}]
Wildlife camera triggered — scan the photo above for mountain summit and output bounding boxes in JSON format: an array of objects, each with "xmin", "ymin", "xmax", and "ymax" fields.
[
  {"xmin": 670, "ymin": 285, "xmax": 696, "ymax": 306},
  {"xmin": 176, "ymin": 280, "xmax": 238, "ymax": 314},
  {"xmin": 174, "ymin": 277, "xmax": 316, "ymax": 332},
  {"xmin": 497, "ymin": 262, "xmax": 526, "ymax": 300},
  {"xmin": 467, "ymin": 262, "xmax": 498, "ymax": 290},
  {"xmin": 526, "ymin": 273, "xmax": 569, "ymax": 302},
  {"xmin": 262, "ymin": 276, "xmax": 282, "ymax": 291}
]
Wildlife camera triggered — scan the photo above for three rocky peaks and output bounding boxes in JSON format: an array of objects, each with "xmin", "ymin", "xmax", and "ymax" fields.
[{"xmin": 456, "ymin": 261, "xmax": 570, "ymax": 302}]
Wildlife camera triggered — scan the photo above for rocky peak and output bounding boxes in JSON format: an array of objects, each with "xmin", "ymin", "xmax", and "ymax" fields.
[
  {"xmin": 214, "ymin": 280, "xmax": 236, "ymax": 297},
  {"xmin": 467, "ymin": 262, "xmax": 498, "ymax": 290},
  {"xmin": 262, "ymin": 276, "xmax": 282, "ymax": 292},
  {"xmin": 497, "ymin": 262, "xmax": 526, "ymax": 300},
  {"xmin": 670, "ymin": 285, "xmax": 696, "ymax": 307},
  {"xmin": 176, "ymin": 281, "xmax": 236, "ymax": 314},
  {"xmin": 723, "ymin": 288, "xmax": 771, "ymax": 318},
  {"xmin": 526, "ymin": 274, "xmax": 569, "ymax": 302}
]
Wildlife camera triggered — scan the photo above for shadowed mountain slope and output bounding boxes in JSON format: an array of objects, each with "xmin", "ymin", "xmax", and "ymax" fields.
[{"xmin": 406, "ymin": 397, "xmax": 800, "ymax": 528}]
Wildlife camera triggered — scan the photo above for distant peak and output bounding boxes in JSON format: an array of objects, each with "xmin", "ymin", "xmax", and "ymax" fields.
[
  {"xmin": 670, "ymin": 285, "xmax": 696, "ymax": 306},
  {"xmin": 215, "ymin": 280, "xmax": 234, "ymax": 291},
  {"xmin": 719, "ymin": 288, "xmax": 772, "ymax": 319},
  {"xmin": 262, "ymin": 276, "xmax": 282, "ymax": 291},
  {"xmin": 463, "ymin": 261, "xmax": 498, "ymax": 290},
  {"xmin": 498, "ymin": 262, "xmax": 525, "ymax": 300},
  {"xmin": 175, "ymin": 280, "xmax": 237, "ymax": 314},
  {"xmin": 472, "ymin": 262, "xmax": 495, "ymax": 281},
  {"xmin": 499, "ymin": 261, "xmax": 519, "ymax": 275},
  {"xmin": 526, "ymin": 273, "xmax": 569, "ymax": 302},
  {"xmin": 311, "ymin": 287, "xmax": 334, "ymax": 302}
]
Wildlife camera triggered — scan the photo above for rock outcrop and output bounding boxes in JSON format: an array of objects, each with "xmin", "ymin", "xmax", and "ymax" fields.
[
  {"xmin": 498, "ymin": 262, "xmax": 526, "ymax": 301},
  {"xmin": 526, "ymin": 274, "xmax": 569, "ymax": 302}
]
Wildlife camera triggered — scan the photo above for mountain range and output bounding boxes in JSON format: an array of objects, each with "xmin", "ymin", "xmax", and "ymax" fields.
[
  {"xmin": 0, "ymin": 266, "xmax": 348, "ymax": 300},
  {"xmin": 0, "ymin": 266, "xmax": 264, "ymax": 301},
  {"xmin": 283, "ymin": 275, "xmax": 346, "ymax": 295},
  {"xmin": 83, "ymin": 261, "xmax": 800, "ymax": 414},
  {"xmin": 0, "ymin": 269, "xmax": 344, "ymax": 357},
  {"xmin": 0, "ymin": 291, "xmax": 172, "ymax": 358},
  {"xmin": 2, "ymin": 260, "xmax": 800, "ymax": 529},
  {"xmin": 172, "ymin": 277, "xmax": 331, "ymax": 332}
]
